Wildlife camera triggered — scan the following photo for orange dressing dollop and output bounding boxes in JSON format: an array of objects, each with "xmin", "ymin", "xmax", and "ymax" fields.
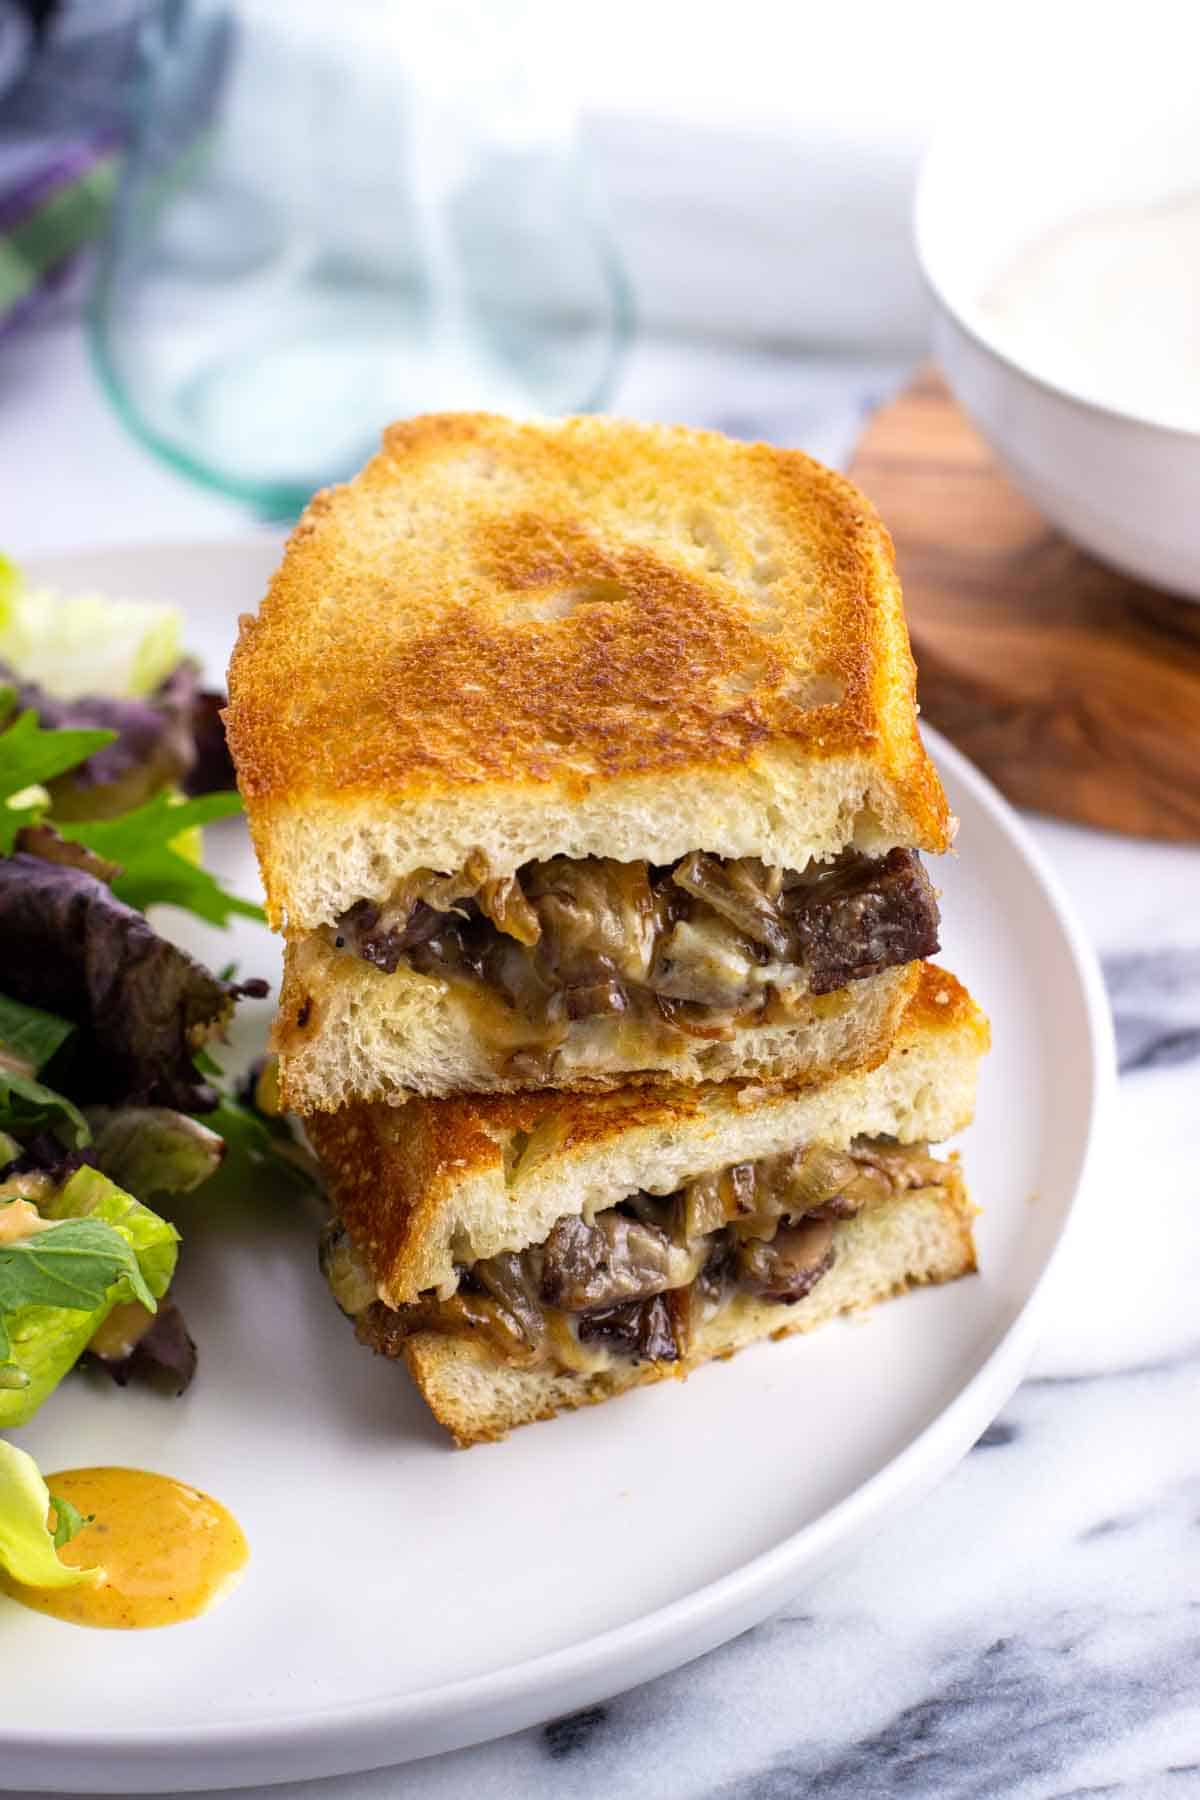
[{"xmin": 1, "ymin": 1466, "xmax": 248, "ymax": 1629}]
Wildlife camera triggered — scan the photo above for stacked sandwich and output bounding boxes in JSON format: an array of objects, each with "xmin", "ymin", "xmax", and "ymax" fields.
[{"xmin": 226, "ymin": 416, "xmax": 989, "ymax": 1446}]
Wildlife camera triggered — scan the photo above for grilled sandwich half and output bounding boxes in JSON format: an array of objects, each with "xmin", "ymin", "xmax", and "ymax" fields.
[
  {"xmin": 309, "ymin": 964, "xmax": 988, "ymax": 1446},
  {"xmin": 227, "ymin": 414, "xmax": 953, "ymax": 1105}
]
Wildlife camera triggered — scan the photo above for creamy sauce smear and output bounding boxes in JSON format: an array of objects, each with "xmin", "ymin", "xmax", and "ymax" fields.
[
  {"xmin": 0, "ymin": 1467, "xmax": 248, "ymax": 1630},
  {"xmin": 979, "ymin": 190, "xmax": 1200, "ymax": 431}
]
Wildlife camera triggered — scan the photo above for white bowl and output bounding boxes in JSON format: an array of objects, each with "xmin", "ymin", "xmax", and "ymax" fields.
[{"xmin": 915, "ymin": 70, "xmax": 1200, "ymax": 600}]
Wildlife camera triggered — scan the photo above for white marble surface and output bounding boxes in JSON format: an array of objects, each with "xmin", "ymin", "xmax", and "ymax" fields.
[{"xmin": 3, "ymin": 323, "xmax": 1199, "ymax": 1798}]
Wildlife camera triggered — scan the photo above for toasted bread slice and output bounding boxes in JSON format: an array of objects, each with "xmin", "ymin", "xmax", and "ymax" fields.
[
  {"xmin": 277, "ymin": 944, "xmax": 920, "ymax": 1112},
  {"xmin": 307, "ymin": 964, "xmax": 988, "ymax": 1308},
  {"xmin": 226, "ymin": 414, "xmax": 952, "ymax": 934},
  {"xmin": 397, "ymin": 1172, "xmax": 977, "ymax": 1446}
]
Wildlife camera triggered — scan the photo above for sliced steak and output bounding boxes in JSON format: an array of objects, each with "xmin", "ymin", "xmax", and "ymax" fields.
[{"xmin": 787, "ymin": 846, "xmax": 939, "ymax": 994}]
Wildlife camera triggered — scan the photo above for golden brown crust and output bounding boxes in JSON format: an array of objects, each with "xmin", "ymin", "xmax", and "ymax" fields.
[
  {"xmin": 304, "ymin": 962, "xmax": 985, "ymax": 1304},
  {"xmin": 226, "ymin": 414, "xmax": 951, "ymax": 917},
  {"xmin": 900, "ymin": 962, "xmax": 990, "ymax": 1047}
]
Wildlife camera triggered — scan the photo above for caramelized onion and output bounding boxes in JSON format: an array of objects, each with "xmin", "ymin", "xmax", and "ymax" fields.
[
  {"xmin": 670, "ymin": 853, "xmax": 793, "ymax": 958},
  {"xmin": 655, "ymin": 994, "xmax": 737, "ymax": 1040},
  {"xmin": 564, "ymin": 973, "xmax": 629, "ymax": 1019},
  {"xmin": 680, "ymin": 1172, "xmax": 725, "ymax": 1238},
  {"xmin": 477, "ymin": 874, "xmax": 541, "ymax": 946},
  {"xmin": 357, "ymin": 1287, "xmax": 544, "ymax": 1367},
  {"xmin": 470, "ymin": 1251, "xmax": 547, "ymax": 1348},
  {"xmin": 524, "ymin": 856, "xmax": 657, "ymax": 986}
]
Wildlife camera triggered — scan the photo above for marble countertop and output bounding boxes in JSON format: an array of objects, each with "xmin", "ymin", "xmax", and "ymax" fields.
[{"xmin": 4, "ymin": 323, "xmax": 1198, "ymax": 1800}]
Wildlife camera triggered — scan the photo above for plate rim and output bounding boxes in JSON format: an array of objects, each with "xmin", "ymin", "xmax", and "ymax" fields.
[{"xmin": 2, "ymin": 542, "xmax": 1115, "ymax": 1791}]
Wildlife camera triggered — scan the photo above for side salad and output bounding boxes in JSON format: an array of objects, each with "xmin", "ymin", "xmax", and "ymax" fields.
[{"xmin": 0, "ymin": 561, "xmax": 304, "ymax": 1589}]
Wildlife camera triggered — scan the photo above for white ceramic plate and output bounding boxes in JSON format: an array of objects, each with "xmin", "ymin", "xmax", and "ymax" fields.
[{"xmin": 3, "ymin": 541, "xmax": 1113, "ymax": 1794}]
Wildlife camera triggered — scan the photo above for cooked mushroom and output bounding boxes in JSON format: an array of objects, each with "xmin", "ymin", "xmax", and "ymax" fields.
[
  {"xmin": 540, "ymin": 1211, "xmax": 681, "ymax": 1312},
  {"xmin": 735, "ymin": 1217, "xmax": 836, "ymax": 1302}
]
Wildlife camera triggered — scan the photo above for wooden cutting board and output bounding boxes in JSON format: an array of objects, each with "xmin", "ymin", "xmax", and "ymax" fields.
[{"xmin": 848, "ymin": 366, "xmax": 1200, "ymax": 840}]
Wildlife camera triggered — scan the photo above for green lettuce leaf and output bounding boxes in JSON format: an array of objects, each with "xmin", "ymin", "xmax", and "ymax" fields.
[
  {"xmin": 0, "ymin": 574, "xmax": 182, "ymax": 700},
  {"xmin": 0, "ymin": 1440, "xmax": 97, "ymax": 1589},
  {"xmin": 0, "ymin": 790, "xmax": 44, "ymax": 851},
  {"xmin": 0, "ymin": 1068, "xmax": 89, "ymax": 1148},
  {"xmin": 0, "ymin": 989, "xmax": 86, "ymax": 1147},
  {"xmin": 0, "ymin": 710, "xmax": 117, "ymax": 800},
  {"xmin": 0, "ymin": 1167, "xmax": 178, "ymax": 1428},
  {"xmin": 0, "ymin": 991, "xmax": 75, "ymax": 1078},
  {"xmin": 0, "ymin": 711, "xmax": 116, "ymax": 853},
  {"xmin": 44, "ymin": 1166, "xmax": 177, "ymax": 1303},
  {"xmin": 204, "ymin": 1092, "xmax": 321, "ymax": 1197},
  {"xmin": 85, "ymin": 1105, "xmax": 225, "ymax": 1197},
  {"xmin": 0, "ymin": 600, "xmax": 260, "ymax": 934},
  {"xmin": 0, "ymin": 1218, "xmax": 154, "ymax": 1363},
  {"xmin": 58, "ymin": 790, "xmax": 264, "ymax": 927},
  {"xmin": 49, "ymin": 1490, "xmax": 91, "ymax": 1549},
  {"xmin": 2, "ymin": 665, "xmax": 198, "ymax": 826}
]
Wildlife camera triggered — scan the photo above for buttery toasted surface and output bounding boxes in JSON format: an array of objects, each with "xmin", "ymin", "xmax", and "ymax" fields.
[
  {"xmin": 226, "ymin": 413, "xmax": 952, "ymax": 931},
  {"xmin": 398, "ymin": 1172, "xmax": 977, "ymax": 1446},
  {"xmin": 306, "ymin": 963, "xmax": 988, "ymax": 1307}
]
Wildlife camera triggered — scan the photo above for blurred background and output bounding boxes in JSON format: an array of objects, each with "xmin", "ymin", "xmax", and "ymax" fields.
[{"xmin": 0, "ymin": 0, "xmax": 1103, "ymax": 545}]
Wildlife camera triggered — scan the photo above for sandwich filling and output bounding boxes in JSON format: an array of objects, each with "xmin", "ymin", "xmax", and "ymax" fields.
[
  {"xmin": 326, "ymin": 848, "xmax": 939, "ymax": 1069},
  {"xmin": 324, "ymin": 1137, "xmax": 956, "ymax": 1376}
]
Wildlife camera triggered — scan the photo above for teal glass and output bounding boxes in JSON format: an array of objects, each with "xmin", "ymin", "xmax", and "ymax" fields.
[{"xmin": 89, "ymin": 1, "xmax": 631, "ymax": 516}]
